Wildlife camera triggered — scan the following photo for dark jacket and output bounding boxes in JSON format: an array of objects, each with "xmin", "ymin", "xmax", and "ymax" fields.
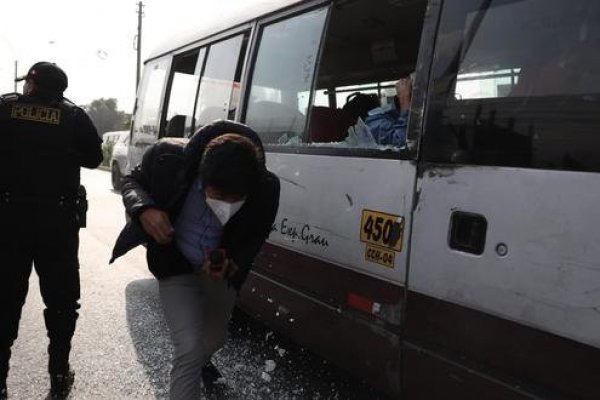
[
  {"xmin": 110, "ymin": 120, "xmax": 280, "ymax": 290},
  {"xmin": 0, "ymin": 92, "xmax": 102, "ymax": 201}
]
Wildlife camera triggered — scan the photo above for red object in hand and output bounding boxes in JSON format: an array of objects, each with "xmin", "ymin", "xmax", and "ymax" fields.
[{"xmin": 209, "ymin": 249, "xmax": 226, "ymax": 270}]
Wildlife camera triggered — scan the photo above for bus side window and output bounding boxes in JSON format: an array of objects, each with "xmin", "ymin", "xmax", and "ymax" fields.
[
  {"xmin": 193, "ymin": 34, "xmax": 247, "ymax": 130},
  {"xmin": 244, "ymin": 8, "xmax": 328, "ymax": 145},
  {"xmin": 424, "ymin": 0, "xmax": 600, "ymax": 172},
  {"xmin": 307, "ymin": 0, "xmax": 426, "ymax": 151},
  {"xmin": 162, "ymin": 49, "xmax": 205, "ymax": 138},
  {"xmin": 131, "ymin": 58, "xmax": 170, "ymax": 145}
]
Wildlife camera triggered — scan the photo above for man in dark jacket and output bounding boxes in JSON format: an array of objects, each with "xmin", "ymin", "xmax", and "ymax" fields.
[
  {"xmin": 111, "ymin": 120, "xmax": 280, "ymax": 399},
  {"xmin": 0, "ymin": 62, "xmax": 103, "ymax": 400}
]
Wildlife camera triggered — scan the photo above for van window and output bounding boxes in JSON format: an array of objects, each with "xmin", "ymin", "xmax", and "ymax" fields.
[
  {"xmin": 305, "ymin": 0, "xmax": 427, "ymax": 154},
  {"xmin": 244, "ymin": 8, "xmax": 328, "ymax": 145},
  {"xmin": 120, "ymin": 133, "xmax": 129, "ymax": 144},
  {"xmin": 132, "ymin": 58, "xmax": 170, "ymax": 144},
  {"xmin": 194, "ymin": 34, "xmax": 247, "ymax": 128},
  {"xmin": 163, "ymin": 49, "xmax": 205, "ymax": 138},
  {"xmin": 424, "ymin": 0, "xmax": 600, "ymax": 172}
]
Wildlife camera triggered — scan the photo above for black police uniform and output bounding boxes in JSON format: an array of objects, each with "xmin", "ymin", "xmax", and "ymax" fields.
[{"xmin": 0, "ymin": 91, "xmax": 102, "ymax": 386}]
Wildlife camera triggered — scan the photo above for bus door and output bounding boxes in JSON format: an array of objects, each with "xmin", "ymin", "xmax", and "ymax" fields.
[
  {"xmin": 407, "ymin": 1, "xmax": 600, "ymax": 398},
  {"xmin": 240, "ymin": 0, "xmax": 429, "ymax": 396}
]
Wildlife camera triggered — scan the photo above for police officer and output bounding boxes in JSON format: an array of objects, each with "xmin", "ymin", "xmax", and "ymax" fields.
[{"xmin": 0, "ymin": 62, "xmax": 103, "ymax": 399}]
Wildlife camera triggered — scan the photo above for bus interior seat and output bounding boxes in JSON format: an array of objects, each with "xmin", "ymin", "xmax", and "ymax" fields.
[
  {"xmin": 308, "ymin": 106, "xmax": 353, "ymax": 143},
  {"xmin": 165, "ymin": 115, "xmax": 187, "ymax": 138}
]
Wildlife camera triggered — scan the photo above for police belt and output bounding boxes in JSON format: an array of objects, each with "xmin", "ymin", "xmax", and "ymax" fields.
[{"xmin": 0, "ymin": 192, "xmax": 78, "ymax": 207}]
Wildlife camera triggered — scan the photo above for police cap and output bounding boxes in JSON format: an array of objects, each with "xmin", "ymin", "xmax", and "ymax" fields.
[{"xmin": 15, "ymin": 62, "xmax": 68, "ymax": 93}]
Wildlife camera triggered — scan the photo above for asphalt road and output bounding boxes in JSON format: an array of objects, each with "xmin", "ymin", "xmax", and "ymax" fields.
[{"xmin": 6, "ymin": 168, "xmax": 385, "ymax": 400}]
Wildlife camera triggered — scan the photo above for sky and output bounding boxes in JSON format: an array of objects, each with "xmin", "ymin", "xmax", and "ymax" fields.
[{"xmin": 0, "ymin": 0, "xmax": 244, "ymax": 112}]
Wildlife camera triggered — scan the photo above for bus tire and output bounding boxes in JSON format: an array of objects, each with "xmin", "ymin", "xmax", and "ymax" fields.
[{"xmin": 111, "ymin": 162, "xmax": 122, "ymax": 191}]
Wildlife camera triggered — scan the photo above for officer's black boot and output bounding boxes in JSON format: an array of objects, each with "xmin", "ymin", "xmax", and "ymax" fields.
[
  {"xmin": 0, "ymin": 347, "xmax": 9, "ymax": 400},
  {"xmin": 47, "ymin": 343, "xmax": 74, "ymax": 399},
  {"xmin": 49, "ymin": 369, "xmax": 74, "ymax": 399},
  {"xmin": 44, "ymin": 308, "xmax": 77, "ymax": 400},
  {"xmin": 48, "ymin": 343, "xmax": 71, "ymax": 382}
]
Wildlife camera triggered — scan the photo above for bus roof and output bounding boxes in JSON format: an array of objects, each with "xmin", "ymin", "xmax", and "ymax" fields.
[{"xmin": 147, "ymin": 0, "xmax": 307, "ymax": 61}]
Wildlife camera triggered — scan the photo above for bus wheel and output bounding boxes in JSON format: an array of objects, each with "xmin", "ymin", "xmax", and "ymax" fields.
[{"xmin": 111, "ymin": 162, "xmax": 122, "ymax": 190}]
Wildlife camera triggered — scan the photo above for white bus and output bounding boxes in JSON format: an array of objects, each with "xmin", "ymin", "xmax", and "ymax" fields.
[{"xmin": 127, "ymin": 0, "xmax": 600, "ymax": 398}]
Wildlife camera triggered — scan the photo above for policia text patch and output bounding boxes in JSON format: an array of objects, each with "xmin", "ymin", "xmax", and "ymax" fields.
[{"xmin": 11, "ymin": 104, "xmax": 61, "ymax": 125}]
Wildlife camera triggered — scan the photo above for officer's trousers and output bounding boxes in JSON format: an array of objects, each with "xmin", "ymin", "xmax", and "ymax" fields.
[{"xmin": 0, "ymin": 205, "xmax": 80, "ymax": 381}]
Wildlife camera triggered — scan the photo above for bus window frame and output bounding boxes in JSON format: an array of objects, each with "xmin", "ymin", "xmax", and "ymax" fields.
[
  {"xmin": 413, "ymin": 0, "xmax": 443, "ymax": 160},
  {"xmin": 159, "ymin": 48, "xmax": 203, "ymax": 139},
  {"xmin": 132, "ymin": 56, "xmax": 172, "ymax": 144},
  {"xmin": 153, "ymin": 23, "xmax": 254, "ymax": 138},
  {"xmin": 191, "ymin": 33, "xmax": 249, "ymax": 129},
  {"xmin": 240, "ymin": 0, "xmax": 434, "ymax": 161},
  {"xmin": 239, "ymin": 1, "xmax": 329, "ymax": 142},
  {"xmin": 190, "ymin": 47, "xmax": 208, "ymax": 136},
  {"xmin": 420, "ymin": 0, "xmax": 600, "ymax": 172},
  {"xmin": 150, "ymin": 21, "xmax": 254, "ymax": 66}
]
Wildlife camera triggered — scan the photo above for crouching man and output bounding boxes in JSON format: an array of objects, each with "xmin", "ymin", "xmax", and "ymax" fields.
[{"xmin": 110, "ymin": 120, "xmax": 280, "ymax": 399}]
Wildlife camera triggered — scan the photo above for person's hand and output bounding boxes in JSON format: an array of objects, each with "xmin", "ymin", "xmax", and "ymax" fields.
[
  {"xmin": 139, "ymin": 207, "xmax": 174, "ymax": 244},
  {"xmin": 395, "ymin": 78, "xmax": 412, "ymax": 111},
  {"xmin": 202, "ymin": 258, "xmax": 239, "ymax": 280}
]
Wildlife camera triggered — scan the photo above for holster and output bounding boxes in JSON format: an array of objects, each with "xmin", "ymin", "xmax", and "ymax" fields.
[{"xmin": 76, "ymin": 185, "xmax": 88, "ymax": 228}]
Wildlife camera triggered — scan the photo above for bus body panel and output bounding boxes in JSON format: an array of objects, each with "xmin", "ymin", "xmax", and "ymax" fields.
[
  {"xmin": 405, "ymin": 290, "xmax": 600, "ymax": 400},
  {"xmin": 410, "ymin": 165, "xmax": 600, "ymax": 348},
  {"xmin": 407, "ymin": 165, "xmax": 600, "ymax": 398},
  {"xmin": 265, "ymin": 153, "xmax": 416, "ymax": 285},
  {"xmin": 241, "ymin": 248, "xmax": 404, "ymax": 398}
]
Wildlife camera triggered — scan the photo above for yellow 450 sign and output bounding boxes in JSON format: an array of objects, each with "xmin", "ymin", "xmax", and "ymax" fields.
[{"xmin": 360, "ymin": 210, "xmax": 404, "ymax": 252}]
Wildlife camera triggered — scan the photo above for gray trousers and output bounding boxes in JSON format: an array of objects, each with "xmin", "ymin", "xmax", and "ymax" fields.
[{"xmin": 159, "ymin": 273, "xmax": 236, "ymax": 400}]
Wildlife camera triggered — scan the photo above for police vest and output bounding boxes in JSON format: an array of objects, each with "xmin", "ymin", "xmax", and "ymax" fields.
[{"xmin": 0, "ymin": 93, "xmax": 81, "ymax": 199}]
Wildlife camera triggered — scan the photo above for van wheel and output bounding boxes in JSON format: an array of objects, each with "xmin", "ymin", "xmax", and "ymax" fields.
[{"xmin": 111, "ymin": 162, "xmax": 122, "ymax": 190}]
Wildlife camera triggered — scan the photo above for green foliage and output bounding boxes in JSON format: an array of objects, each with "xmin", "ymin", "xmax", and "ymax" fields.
[{"xmin": 85, "ymin": 98, "xmax": 132, "ymax": 135}]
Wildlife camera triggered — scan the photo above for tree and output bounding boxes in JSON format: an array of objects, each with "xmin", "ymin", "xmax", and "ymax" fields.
[{"xmin": 85, "ymin": 98, "xmax": 131, "ymax": 134}]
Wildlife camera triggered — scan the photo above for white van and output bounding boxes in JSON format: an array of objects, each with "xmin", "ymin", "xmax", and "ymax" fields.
[
  {"xmin": 101, "ymin": 130, "xmax": 122, "ymax": 151},
  {"xmin": 102, "ymin": 130, "xmax": 130, "ymax": 189},
  {"xmin": 108, "ymin": 131, "xmax": 130, "ymax": 190},
  {"xmin": 127, "ymin": 1, "xmax": 600, "ymax": 398}
]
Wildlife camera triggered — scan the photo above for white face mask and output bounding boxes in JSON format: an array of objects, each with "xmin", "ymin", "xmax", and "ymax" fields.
[{"xmin": 206, "ymin": 198, "xmax": 246, "ymax": 226}]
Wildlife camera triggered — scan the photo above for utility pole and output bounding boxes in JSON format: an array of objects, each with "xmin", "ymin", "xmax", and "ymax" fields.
[
  {"xmin": 135, "ymin": 1, "xmax": 144, "ymax": 90},
  {"xmin": 13, "ymin": 60, "xmax": 18, "ymax": 92}
]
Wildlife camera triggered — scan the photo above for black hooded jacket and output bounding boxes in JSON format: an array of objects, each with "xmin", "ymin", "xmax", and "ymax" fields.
[{"xmin": 110, "ymin": 120, "xmax": 280, "ymax": 290}]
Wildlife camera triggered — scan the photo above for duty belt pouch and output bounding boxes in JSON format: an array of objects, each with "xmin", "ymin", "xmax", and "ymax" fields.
[{"xmin": 76, "ymin": 185, "xmax": 88, "ymax": 228}]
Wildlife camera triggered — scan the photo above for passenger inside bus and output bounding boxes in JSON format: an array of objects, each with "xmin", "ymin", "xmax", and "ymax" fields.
[
  {"xmin": 363, "ymin": 76, "xmax": 412, "ymax": 146},
  {"xmin": 165, "ymin": 114, "xmax": 187, "ymax": 138},
  {"xmin": 304, "ymin": 0, "xmax": 425, "ymax": 149},
  {"xmin": 318, "ymin": 74, "xmax": 412, "ymax": 147}
]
